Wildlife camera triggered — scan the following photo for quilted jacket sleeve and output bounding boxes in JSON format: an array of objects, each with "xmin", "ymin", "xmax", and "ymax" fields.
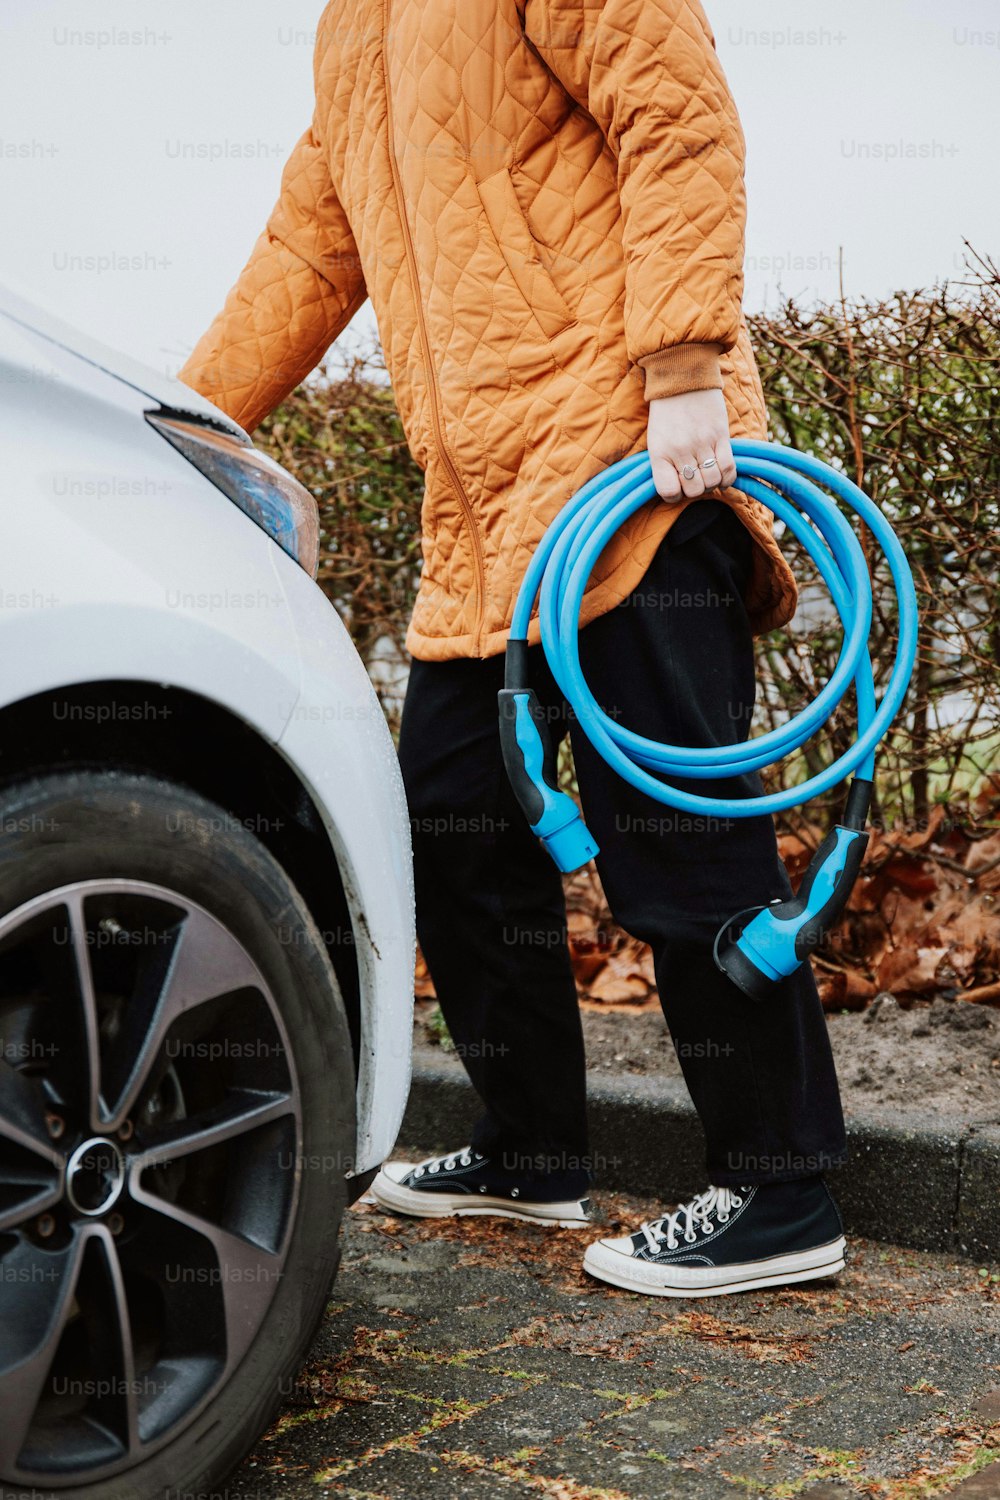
[
  {"xmin": 177, "ymin": 118, "xmax": 367, "ymax": 433},
  {"xmin": 523, "ymin": 0, "xmax": 746, "ymax": 401}
]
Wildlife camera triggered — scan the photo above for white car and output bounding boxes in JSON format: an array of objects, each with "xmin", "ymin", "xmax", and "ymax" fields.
[{"xmin": 0, "ymin": 287, "xmax": 414, "ymax": 1497}]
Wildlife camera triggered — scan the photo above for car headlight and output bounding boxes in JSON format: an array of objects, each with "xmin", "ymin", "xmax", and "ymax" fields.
[{"xmin": 146, "ymin": 413, "xmax": 320, "ymax": 577}]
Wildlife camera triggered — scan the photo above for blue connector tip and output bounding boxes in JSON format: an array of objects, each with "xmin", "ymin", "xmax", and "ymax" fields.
[{"xmin": 540, "ymin": 816, "xmax": 600, "ymax": 874}]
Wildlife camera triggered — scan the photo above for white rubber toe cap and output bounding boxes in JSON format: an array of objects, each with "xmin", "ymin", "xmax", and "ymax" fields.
[
  {"xmin": 594, "ymin": 1234, "xmax": 634, "ymax": 1256},
  {"xmin": 378, "ymin": 1160, "xmax": 416, "ymax": 1186}
]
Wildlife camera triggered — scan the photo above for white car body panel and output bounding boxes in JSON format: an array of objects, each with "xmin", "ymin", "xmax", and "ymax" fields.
[
  {"xmin": 273, "ymin": 546, "xmax": 415, "ymax": 1171},
  {"xmin": 0, "ymin": 288, "xmax": 415, "ymax": 1174},
  {"xmin": 0, "ymin": 282, "xmax": 246, "ymax": 436}
]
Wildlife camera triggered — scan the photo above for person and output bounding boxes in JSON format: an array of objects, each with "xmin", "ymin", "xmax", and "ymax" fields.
[{"xmin": 179, "ymin": 0, "xmax": 847, "ymax": 1297}]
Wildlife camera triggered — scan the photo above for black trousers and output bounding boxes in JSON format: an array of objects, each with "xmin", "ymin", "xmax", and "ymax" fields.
[{"xmin": 398, "ymin": 501, "xmax": 847, "ymax": 1191}]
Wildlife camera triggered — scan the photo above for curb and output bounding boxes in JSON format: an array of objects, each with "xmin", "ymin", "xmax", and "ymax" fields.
[{"xmin": 399, "ymin": 1055, "xmax": 999, "ymax": 1260}]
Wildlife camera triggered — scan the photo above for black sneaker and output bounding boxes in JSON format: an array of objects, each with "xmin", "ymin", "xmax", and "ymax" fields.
[
  {"xmin": 583, "ymin": 1178, "xmax": 846, "ymax": 1297},
  {"xmin": 371, "ymin": 1147, "xmax": 595, "ymax": 1226}
]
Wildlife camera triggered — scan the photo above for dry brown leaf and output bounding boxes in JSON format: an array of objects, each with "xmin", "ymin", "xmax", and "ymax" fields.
[
  {"xmin": 876, "ymin": 944, "xmax": 949, "ymax": 996},
  {"xmin": 414, "ymin": 947, "xmax": 436, "ymax": 998},
  {"xmin": 818, "ymin": 967, "xmax": 877, "ymax": 1011},
  {"xmin": 585, "ymin": 949, "xmax": 655, "ymax": 1004}
]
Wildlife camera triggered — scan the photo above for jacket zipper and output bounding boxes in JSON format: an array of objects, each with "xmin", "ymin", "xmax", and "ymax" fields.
[{"xmin": 381, "ymin": 0, "xmax": 486, "ymax": 645}]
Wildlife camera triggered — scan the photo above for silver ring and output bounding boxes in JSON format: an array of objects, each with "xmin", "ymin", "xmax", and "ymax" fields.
[
  {"xmin": 681, "ymin": 464, "xmax": 697, "ymax": 481},
  {"xmin": 701, "ymin": 457, "xmax": 718, "ymax": 470}
]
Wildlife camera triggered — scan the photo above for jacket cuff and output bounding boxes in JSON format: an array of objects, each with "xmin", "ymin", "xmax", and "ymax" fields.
[{"xmin": 638, "ymin": 343, "xmax": 724, "ymax": 401}]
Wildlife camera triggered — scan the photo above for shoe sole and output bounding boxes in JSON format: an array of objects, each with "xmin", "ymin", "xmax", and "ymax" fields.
[
  {"xmin": 582, "ymin": 1237, "xmax": 847, "ymax": 1298},
  {"xmin": 370, "ymin": 1169, "xmax": 594, "ymax": 1227}
]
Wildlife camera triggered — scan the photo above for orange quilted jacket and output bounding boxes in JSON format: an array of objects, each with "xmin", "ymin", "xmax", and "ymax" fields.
[{"xmin": 179, "ymin": 0, "xmax": 796, "ymax": 660}]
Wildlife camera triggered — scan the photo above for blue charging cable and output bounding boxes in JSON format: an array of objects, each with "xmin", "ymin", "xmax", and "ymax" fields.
[{"xmin": 498, "ymin": 440, "xmax": 919, "ymax": 1000}]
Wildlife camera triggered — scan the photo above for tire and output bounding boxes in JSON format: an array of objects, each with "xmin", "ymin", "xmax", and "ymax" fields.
[{"xmin": 0, "ymin": 769, "xmax": 356, "ymax": 1499}]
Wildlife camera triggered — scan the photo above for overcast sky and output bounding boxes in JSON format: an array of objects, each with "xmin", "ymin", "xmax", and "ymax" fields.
[{"xmin": 1, "ymin": 0, "xmax": 996, "ymax": 379}]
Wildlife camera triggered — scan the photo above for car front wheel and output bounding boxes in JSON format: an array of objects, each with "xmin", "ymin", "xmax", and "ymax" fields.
[{"xmin": 0, "ymin": 769, "xmax": 355, "ymax": 1499}]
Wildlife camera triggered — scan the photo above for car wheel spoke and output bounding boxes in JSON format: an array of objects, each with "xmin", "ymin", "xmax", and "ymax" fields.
[
  {"xmin": 63, "ymin": 890, "xmax": 104, "ymax": 1131},
  {"xmin": 88, "ymin": 1228, "xmax": 141, "ymax": 1455},
  {"xmin": 0, "ymin": 1059, "xmax": 64, "ymax": 1231},
  {"xmin": 128, "ymin": 1190, "xmax": 284, "ymax": 1370},
  {"xmin": 0, "ymin": 1232, "xmax": 87, "ymax": 1472},
  {"xmin": 100, "ymin": 906, "xmax": 264, "ymax": 1131},
  {"xmin": 0, "ymin": 1057, "xmax": 64, "ymax": 1168},
  {"xmin": 131, "ymin": 1090, "xmax": 295, "ymax": 1174}
]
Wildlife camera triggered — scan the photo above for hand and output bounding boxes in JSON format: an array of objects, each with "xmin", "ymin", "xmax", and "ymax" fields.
[{"xmin": 646, "ymin": 388, "xmax": 737, "ymax": 504}]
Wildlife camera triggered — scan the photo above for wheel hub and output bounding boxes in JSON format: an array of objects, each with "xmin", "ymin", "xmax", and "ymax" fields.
[{"xmin": 64, "ymin": 1136, "xmax": 126, "ymax": 1217}]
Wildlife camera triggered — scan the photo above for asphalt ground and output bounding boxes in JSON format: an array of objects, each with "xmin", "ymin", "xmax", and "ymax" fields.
[{"xmin": 228, "ymin": 1173, "xmax": 1000, "ymax": 1500}]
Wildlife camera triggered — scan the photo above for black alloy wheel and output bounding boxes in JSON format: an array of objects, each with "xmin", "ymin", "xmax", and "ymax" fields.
[{"xmin": 0, "ymin": 772, "xmax": 355, "ymax": 1499}]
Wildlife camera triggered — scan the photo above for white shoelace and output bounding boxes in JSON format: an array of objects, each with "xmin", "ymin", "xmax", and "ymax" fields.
[
  {"xmin": 412, "ymin": 1147, "xmax": 479, "ymax": 1179},
  {"xmin": 640, "ymin": 1185, "xmax": 745, "ymax": 1254}
]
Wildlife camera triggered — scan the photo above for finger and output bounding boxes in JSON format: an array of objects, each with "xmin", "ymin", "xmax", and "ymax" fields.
[
  {"xmin": 651, "ymin": 455, "xmax": 683, "ymax": 503},
  {"xmin": 677, "ymin": 458, "xmax": 706, "ymax": 499},
  {"xmin": 696, "ymin": 452, "xmax": 723, "ymax": 491},
  {"xmin": 713, "ymin": 436, "xmax": 737, "ymax": 489}
]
